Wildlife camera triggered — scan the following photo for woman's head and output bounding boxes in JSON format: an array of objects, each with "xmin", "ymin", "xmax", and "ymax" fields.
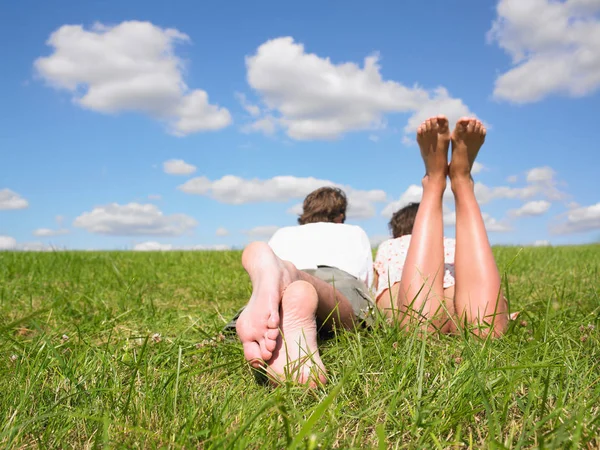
[
  {"xmin": 298, "ymin": 187, "xmax": 347, "ymax": 225},
  {"xmin": 388, "ymin": 202, "xmax": 419, "ymax": 238}
]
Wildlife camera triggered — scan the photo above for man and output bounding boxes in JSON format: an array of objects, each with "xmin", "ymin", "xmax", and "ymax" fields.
[{"xmin": 230, "ymin": 187, "xmax": 374, "ymax": 387}]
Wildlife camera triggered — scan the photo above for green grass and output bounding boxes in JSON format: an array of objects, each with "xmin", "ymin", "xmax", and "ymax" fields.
[{"xmin": 1, "ymin": 246, "xmax": 599, "ymax": 449}]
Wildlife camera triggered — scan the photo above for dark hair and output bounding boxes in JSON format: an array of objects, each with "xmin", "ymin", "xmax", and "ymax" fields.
[
  {"xmin": 389, "ymin": 202, "xmax": 419, "ymax": 238},
  {"xmin": 298, "ymin": 187, "xmax": 347, "ymax": 225}
]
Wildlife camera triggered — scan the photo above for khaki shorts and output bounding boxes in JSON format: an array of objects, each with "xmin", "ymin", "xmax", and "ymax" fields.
[{"xmin": 223, "ymin": 266, "xmax": 375, "ymax": 331}]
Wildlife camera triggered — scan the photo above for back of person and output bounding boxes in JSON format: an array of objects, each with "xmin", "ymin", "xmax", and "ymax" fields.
[{"xmin": 268, "ymin": 222, "xmax": 373, "ymax": 288}]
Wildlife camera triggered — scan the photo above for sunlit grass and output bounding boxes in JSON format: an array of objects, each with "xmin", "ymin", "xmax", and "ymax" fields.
[{"xmin": 1, "ymin": 246, "xmax": 599, "ymax": 448}]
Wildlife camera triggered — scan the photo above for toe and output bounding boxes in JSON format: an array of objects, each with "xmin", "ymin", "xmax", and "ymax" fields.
[
  {"xmin": 437, "ymin": 115, "xmax": 449, "ymax": 132},
  {"xmin": 467, "ymin": 119, "xmax": 476, "ymax": 132},
  {"xmin": 266, "ymin": 327, "xmax": 280, "ymax": 341},
  {"xmin": 242, "ymin": 341, "xmax": 263, "ymax": 367},
  {"xmin": 259, "ymin": 338, "xmax": 273, "ymax": 362}
]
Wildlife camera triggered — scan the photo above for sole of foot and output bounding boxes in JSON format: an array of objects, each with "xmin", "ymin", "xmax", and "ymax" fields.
[
  {"xmin": 266, "ymin": 280, "xmax": 327, "ymax": 388},
  {"xmin": 237, "ymin": 242, "xmax": 295, "ymax": 367}
]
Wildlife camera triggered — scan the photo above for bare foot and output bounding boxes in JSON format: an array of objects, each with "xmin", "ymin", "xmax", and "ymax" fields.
[
  {"xmin": 416, "ymin": 115, "xmax": 451, "ymax": 185},
  {"xmin": 266, "ymin": 280, "xmax": 327, "ymax": 388},
  {"xmin": 236, "ymin": 242, "xmax": 297, "ymax": 368},
  {"xmin": 449, "ymin": 117, "xmax": 486, "ymax": 182}
]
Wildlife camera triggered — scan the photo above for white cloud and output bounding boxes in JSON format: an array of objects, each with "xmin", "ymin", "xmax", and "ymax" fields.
[
  {"xmin": 179, "ymin": 175, "xmax": 387, "ymax": 219},
  {"xmin": 0, "ymin": 189, "xmax": 29, "ymax": 210},
  {"xmin": 74, "ymin": 203, "xmax": 197, "ymax": 236},
  {"xmin": 215, "ymin": 227, "xmax": 229, "ymax": 236},
  {"xmin": 488, "ymin": 0, "xmax": 600, "ymax": 103},
  {"xmin": 369, "ymin": 135, "xmax": 380, "ymax": 143},
  {"xmin": 510, "ymin": 200, "xmax": 551, "ymax": 217},
  {"xmin": 0, "ymin": 236, "xmax": 57, "ymax": 251},
  {"xmin": 35, "ymin": 21, "xmax": 231, "ymax": 135},
  {"xmin": 235, "ymin": 92, "xmax": 261, "ymax": 117},
  {"xmin": 286, "ymin": 203, "xmax": 303, "ymax": 216},
  {"xmin": 134, "ymin": 241, "xmax": 231, "ymax": 251},
  {"xmin": 483, "ymin": 213, "xmax": 513, "ymax": 232},
  {"xmin": 472, "ymin": 162, "xmax": 485, "ymax": 175},
  {"xmin": 0, "ymin": 236, "xmax": 17, "ymax": 250},
  {"xmin": 163, "ymin": 159, "xmax": 197, "ymax": 175},
  {"xmin": 443, "ymin": 210, "xmax": 457, "ymax": 227},
  {"xmin": 533, "ymin": 240, "xmax": 551, "ymax": 247},
  {"xmin": 242, "ymin": 115, "xmax": 277, "ymax": 135},
  {"xmin": 245, "ymin": 37, "xmax": 477, "ymax": 141},
  {"xmin": 148, "ymin": 194, "xmax": 162, "ymax": 200},
  {"xmin": 381, "ymin": 185, "xmax": 453, "ymax": 217},
  {"xmin": 552, "ymin": 202, "xmax": 600, "ymax": 234},
  {"xmin": 506, "ymin": 175, "xmax": 518, "ymax": 183},
  {"xmin": 33, "ymin": 228, "xmax": 70, "ymax": 237},
  {"xmin": 402, "ymin": 87, "xmax": 479, "ymax": 136},
  {"xmin": 526, "ymin": 166, "xmax": 555, "ymax": 183},
  {"xmin": 243, "ymin": 225, "xmax": 280, "ymax": 239}
]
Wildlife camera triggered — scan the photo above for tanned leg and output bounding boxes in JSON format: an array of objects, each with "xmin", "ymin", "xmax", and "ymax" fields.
[{"xmin": 449, "ymin": 118, "xmax": 508, "ymax": 337}]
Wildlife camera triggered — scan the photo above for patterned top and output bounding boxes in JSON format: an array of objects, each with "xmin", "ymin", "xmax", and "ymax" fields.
[{"xmin": 373, "ymin": 235, "xmax": 456, "ymax": 299}]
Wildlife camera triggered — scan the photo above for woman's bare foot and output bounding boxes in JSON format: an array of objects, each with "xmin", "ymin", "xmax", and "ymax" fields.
[
  {"xmin": 266, "ymin": 280, "xmax": 327, "ymax": 388},
  {"xmin": 236, "ymin": 242, "xmax": 298, "ymax": 368},
  {"xmin": 417, "ymin": 115, "xmax": 451, "ymax": 187},
  {"xmin": 449, "ymin": 117, "xmax": 486, "ymax": 184}
]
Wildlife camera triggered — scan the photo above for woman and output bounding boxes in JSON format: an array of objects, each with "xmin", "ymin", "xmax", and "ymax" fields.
[{"xmin": 374, "ymin": 116, "xmax": 509, "ymax": 337}]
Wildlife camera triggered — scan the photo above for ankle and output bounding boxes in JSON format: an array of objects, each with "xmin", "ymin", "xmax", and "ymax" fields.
[
  {"xmin": 450, "ymin": 176, "xmax": 474, "ymax": 194},
  {"xmin": 422, "ymin": 175, "xmax": 447, "ymax": 194}
]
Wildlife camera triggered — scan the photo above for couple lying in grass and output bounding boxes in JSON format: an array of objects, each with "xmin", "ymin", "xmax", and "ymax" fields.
[{"xmin": 229, "ymin": 116, "xmax": 509, "ymax": 387}]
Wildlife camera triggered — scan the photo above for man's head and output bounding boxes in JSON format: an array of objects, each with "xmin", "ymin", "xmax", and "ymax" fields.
[
  {"xmin": 389, "ymin": 202, "xmax": 419, "ymax": 238},
  {"xmin": 298, "ymin": 187, "xmax": 347, "ymax": 225}
]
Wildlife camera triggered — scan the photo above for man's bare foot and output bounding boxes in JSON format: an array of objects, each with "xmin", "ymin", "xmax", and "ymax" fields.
[
  {"xmin": 236, "ymin": 242, "xmax": 297, "ymax": 368},
  {"xmin": 449, "ymin": 117, "xmax": 486, "ymax": 183},
  {"xmin": 266, "ymin": 280, "xmax": 327, "ymax": 388},
  {"xmin": 416, "ymin": 115, "xmax": 451, "ymax": 186}
]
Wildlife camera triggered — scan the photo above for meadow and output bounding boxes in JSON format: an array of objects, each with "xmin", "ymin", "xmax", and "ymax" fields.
[{"xmin": 1, "ymin": 245, "xmax": 599, "ymax": 449}]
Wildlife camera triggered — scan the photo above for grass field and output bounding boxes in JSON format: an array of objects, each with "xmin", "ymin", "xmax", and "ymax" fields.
[{"xmin": 1, "ymin": 246, "xmax": 599, "ymax": 449}]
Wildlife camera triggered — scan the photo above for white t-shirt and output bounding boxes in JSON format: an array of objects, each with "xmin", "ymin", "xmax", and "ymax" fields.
[{"xmin": 268, "ymin": 222, "xmax": 374, "ymax": 288}]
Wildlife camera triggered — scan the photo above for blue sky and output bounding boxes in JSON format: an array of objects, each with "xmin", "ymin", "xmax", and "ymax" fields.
[{"xmin": 1, "ymin": 0, "xmax": 599, "ymax": 251}]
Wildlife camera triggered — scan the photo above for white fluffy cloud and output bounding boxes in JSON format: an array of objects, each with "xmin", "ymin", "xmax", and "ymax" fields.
[
  {"xmin": 488, "ymin": 0, "xmax": 600, "ymax": 103},
  {"xmin": 179, "ymin": 175, "xmax": 387, "ymax": 219},
  {"xmin": 215, "ymin": 227, "xmax": 229, "ymax": 237},
  {"xmin": 510, "ymin": 200, "xmax": 551, "ymax": 217},
  {"xmin": 552, "ymin": 202, "xmax": 600, "ymax": 234},
  {"xmin": 134, "ymin": 242, "xmax": 231, "ymax": 251},
  {"xmin": 33, "ymin": 228, "xmax": 70, "ymax": 237},
  {"xmin": 0, "ymin": 236, "xmax": 17, "ymax": 250},
  {"xmin": 483, "ymin": 213, "xmax": 513, "ymax": 232},
  {"xmin": 381, "ymin": 185, "xmax": 453, "ymax": 217},
  {"xmin": 0, "ymin": 236, "xmax": 56, "ymax": 251},
  {"xmin": 533, "ymin": 240, "xmax": 551, "ymax": 247},
  {"xmin": 0, "ymin": 189, "xmax": 29, "ymax": 210},
  {"xmin": 243, "ymin": 225, "xmax": 280, "ymax": 239},
  {"xmin": 526, "ymin": 166, "xmax": 555, "ymax": 183},
  {"xmin": 244, "ymin": 37, "xmax": 477, "ymax": 141},
  {"xmin": 235, "ymin": 92, "xmax": 261, "ymax": 117},
  {"xmin": 472, "ymin": 162, "xmax": 485, "ymax": 175},
  {"xmin": 35, "ymin": 21, "xmax": 231, "ymax": 135},
  {"xmin": 74, "ymin": 203, "xmax": 197, "ymax": 236},
  {"xmin": 163, "ymin": 159, "xmax": 197, "ymax": 175}
]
